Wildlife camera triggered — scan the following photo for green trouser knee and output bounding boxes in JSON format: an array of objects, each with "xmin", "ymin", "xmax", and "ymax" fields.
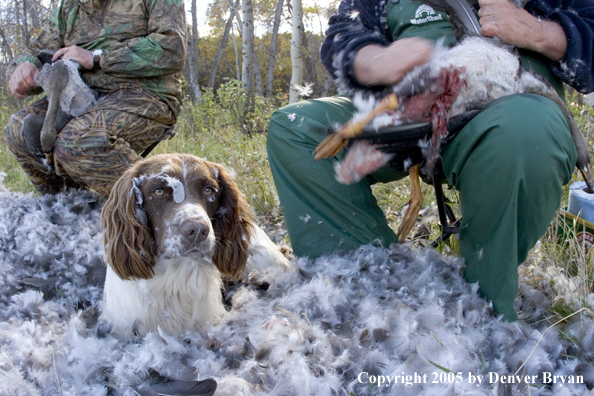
[
  {"xmin": 267, "ymin": 96, "xmax": 406, "ymax": 256},
  {"xmin": 267, "ymin": 93, "xmax": 576, "ymax": 321},
  {"xmin": 443, "ymin": 93, "xmax": 576, "ymax": 320}
]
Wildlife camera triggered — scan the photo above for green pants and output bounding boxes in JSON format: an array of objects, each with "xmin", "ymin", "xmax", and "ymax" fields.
[
  {"xmin": 267, "ymin": 93, "xmax": 577, "ymax": 320},
  {"xmin": 4, "ymin": 88, "xmax": 175, "ymax": 195}
]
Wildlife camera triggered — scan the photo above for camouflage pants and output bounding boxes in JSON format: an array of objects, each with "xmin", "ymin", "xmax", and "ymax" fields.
[{"xmin": 4, "ymin": 88, "xmax": 175, "ymax": 195}]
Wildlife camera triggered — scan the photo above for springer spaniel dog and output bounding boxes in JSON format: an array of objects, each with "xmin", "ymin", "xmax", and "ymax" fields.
[{"xmin": 100, "ymin": 154, "xmax": 289, "ymax": 337}]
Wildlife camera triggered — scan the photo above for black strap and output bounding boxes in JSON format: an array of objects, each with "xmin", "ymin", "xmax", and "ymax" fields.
[{"xmin": 429, "ymin": 173, "xmax": 460, "ymax": 248}]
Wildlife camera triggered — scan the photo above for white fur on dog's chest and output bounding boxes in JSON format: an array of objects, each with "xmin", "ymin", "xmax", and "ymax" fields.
[{"xmin": 102, "ymin": 257, "xmax": 225, "ymax": 336}]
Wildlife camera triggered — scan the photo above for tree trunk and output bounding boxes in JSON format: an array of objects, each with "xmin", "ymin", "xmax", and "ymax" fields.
[
  {"xmin": 22, "ymin": 0, "xmax": 30, "ymax": 47},
  {"xmin": 254, "ymin": 50, "xmax": 263, "ymax": 96},
  {"xmin": 241, "ymin": 0, "xmax": 254, "ymax": 98},
  {"xmin": 182, "ymin": 27, "xmax": 193, "ymax": 99},
  {"xmin": 207, "ymin": 0, "xmax": 238, "ymax": 88},
  {"xmin": 228, "ymin": 0, "xmax": 242, "ymax": 26},
  {"xmin": 14, "ymin": 0, "xmax": 29, "ymax": 48},
  {"xmin": 187, "ymin": 0, "xmax": 202, "ymax": 102},
  {"xmin": 0, "ymin": 27, "xmax": 14, "ymax": 61},
  {"xmin": 228, "ymin": 0, "xmax": 242, "ymax": 81},
  {"xmin": 182, "ymin": 27, "xmax": 200, "ymax": 102},
  {"xmin": 303, "ymin": 30, "xmax": 317, "ymax": 92},
  {"xmin": 322, "ymin": 71, "xmax": 332, "ymax": 97},
  {"xmin": 231, "ymin": 23, "xmax": 241, "ymax": 80},
  {"xmin": 289, "ymin": 0, "xmax": 303, "ymax": 104},
  {"xmin": 265, "ymin": 0, "xmax": 284, "ymax": 98},
  {"xmin": 30, "ymin": 0, "xmax": 41, "ymax": 30}
]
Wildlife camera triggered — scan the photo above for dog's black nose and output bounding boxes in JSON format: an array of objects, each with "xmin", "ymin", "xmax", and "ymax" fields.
[{"xmin": 180, "ymin": 219, "xmax": 210, "ymax": 243}]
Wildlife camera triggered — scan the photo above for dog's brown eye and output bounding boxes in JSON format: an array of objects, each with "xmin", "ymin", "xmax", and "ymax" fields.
[
  {"xmin": 154, "ymin": 188, "xmax": 165, "ymax": 196},
  {"xmin": 203, "ymin": 187, "xmax": 214, "ymax": 196}
]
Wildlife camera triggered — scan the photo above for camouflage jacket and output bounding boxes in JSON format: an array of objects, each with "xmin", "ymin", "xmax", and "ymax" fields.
[{"xmin": 9, "ymin": 0, "xmax": 187, "ymax": 115}]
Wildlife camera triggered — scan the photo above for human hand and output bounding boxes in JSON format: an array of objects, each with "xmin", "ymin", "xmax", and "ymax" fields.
[
  {"xmin": 52, "ymin": 45, "xmax": 95, "ymax": 69},
  {"xmin": 478, "ymin": 0, "xmax": 537, "ymax": 46},
  {"xmin": 478, "ymin": 0, "xmax": 566, "ymax": 60},
  {"xmin": 9, "ymin": 62, "xmax": 40, "ymax": 99},
  {"xmin": 353, "ymin": 38, "xmax": 434, "ymax": 87}
]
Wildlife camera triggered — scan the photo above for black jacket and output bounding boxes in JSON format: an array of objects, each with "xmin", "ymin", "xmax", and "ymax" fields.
[{"xmin": 321, "ymin": 0, "xmax": 594, "ymax": 94}]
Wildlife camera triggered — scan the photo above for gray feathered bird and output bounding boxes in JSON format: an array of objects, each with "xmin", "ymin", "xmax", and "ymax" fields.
[
  {"xmin": 410, "ymin": 0, "xmax": 592, "ymax": 184},
  {"xmin": 316, "ymin": 0, "xmax": 593, "ymax": 239},
  {"xmin": 21, "ymin": 51, "xmax": 97, "ymax": 157}
]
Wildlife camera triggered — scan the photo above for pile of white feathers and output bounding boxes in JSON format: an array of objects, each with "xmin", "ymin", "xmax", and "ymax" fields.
[{"xmin": 1, "ymin": 181, "xmax": 593, "ymax": 396}]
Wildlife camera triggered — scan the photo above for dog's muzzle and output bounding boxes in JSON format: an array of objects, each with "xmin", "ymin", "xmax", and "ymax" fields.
[{"xmin": 180, "ymin": 218, "xmax": 211, "ymax": 245}]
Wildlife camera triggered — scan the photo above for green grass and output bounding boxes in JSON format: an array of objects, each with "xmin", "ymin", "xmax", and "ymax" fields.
[
  {"xmin": 0, "ymin": 142, "xmax": 34, "ymax": 193},
  {"xmin": 0, "ymin": 100, "xmax": 37, "ymax": 194},
  {"xmin": 1, "ymin": 89, "xmax": 593, "ymax": 321}
]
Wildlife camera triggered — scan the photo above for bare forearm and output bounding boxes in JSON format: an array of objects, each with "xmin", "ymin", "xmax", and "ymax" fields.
[
  {"xmin": 353, "ymin": 38, "xmax": 433, "ymax": 87},
  {"xmin": 479, "ymin": 0, "xmax": 567, "ymax": 61},
  {"xmin": 527, "ymin": 20, "xmax": 567, "ymax": 61}
]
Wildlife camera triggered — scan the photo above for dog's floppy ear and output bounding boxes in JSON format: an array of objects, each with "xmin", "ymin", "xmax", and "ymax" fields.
[
  {"xmin": 211, "ymin": 163, "xmax": 255, "ymax": 280},
  {"xmin": 100, "ymin": 163, "xmax": 157, "ymax": 280}
]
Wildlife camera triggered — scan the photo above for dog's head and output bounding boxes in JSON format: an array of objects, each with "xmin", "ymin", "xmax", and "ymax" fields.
[{"xmin": 101, "ymin": 154, "xmax": 255, "ymax": 281}]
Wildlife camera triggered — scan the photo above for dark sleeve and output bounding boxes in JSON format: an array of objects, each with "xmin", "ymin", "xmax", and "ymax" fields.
[
  {"xmin": 320, "ymin": 0, "xmax": 393, "ymax": 95},
  {"xmin": 525, "ymin": 0, "xmax": 594, "ymax": 93}
]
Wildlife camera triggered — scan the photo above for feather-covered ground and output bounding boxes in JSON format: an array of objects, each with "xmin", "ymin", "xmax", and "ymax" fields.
[{"xmin": 1, "ymin": 183, "xmax": 593, "ymax": 396}]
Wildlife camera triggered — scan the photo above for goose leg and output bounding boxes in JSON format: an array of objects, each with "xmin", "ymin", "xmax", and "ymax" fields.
[
  {"xmin": 397, "ymin": 163, "xmax": 423, "ymax": 241},
  {"xmin": 314, "ymin": 94, "xmax": 399, "ymax": 160}
]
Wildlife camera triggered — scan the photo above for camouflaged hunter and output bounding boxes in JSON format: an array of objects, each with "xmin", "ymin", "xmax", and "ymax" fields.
[{"xmin": 4, "ymin": 0, "xmax": 187, "ymax": 195}]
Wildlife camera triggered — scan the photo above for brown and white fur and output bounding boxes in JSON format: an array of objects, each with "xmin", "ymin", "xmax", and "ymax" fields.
[{"xmin": 99, "ymin": 154, "xmax": 289, "ymax": 337}]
